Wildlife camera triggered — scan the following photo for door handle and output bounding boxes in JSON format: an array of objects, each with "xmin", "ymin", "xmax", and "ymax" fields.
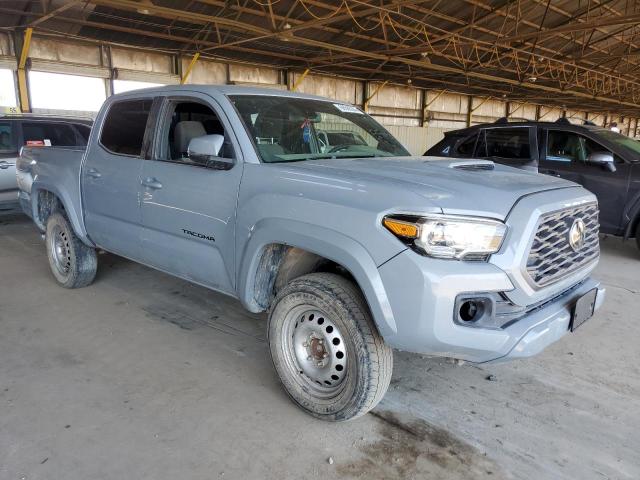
[
  {"xmin": 86, "ymin": 168, "xmax": 102, "ymax": 178},
  {"xmin": 141, "ymin": 177, "xmax": 163, "ymax": 190},
  {"xmin": 0, "ymin": 161, "xmax": 10, "ymax": 170}
]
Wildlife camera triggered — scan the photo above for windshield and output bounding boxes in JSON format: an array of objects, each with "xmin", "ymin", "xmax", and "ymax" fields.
[
  {"xmin": 596, "ymin": 129, "xmax": 640, "ymax": 158},
  {"xmin": 229, "ymin": 95, "xmax": 410, "ymax": 163}
]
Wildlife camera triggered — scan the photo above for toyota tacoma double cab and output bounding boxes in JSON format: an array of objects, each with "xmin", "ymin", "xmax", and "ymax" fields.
[{"xmin": 17, "ymin": 86, "xmax": 605, "ymax": 421}]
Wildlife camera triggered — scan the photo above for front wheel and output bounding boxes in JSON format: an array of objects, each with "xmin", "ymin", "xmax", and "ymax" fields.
[
  {"xmin": 45, "ymin": 212, "xmax": 97, "ymax": 288},
  {"xmin": 268, "ymin": 273, "xmax": 393, "ymax": 421}
]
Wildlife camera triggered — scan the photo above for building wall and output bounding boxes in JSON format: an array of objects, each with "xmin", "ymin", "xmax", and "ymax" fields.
[{"xmin": 1, "ymin": 32, "xmax": 638, "ymax": 155}]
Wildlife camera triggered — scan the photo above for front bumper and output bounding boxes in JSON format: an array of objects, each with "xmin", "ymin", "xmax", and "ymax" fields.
[{"xmin": 378, "ymin": 249, "xmax": 604, "ymax": 363}]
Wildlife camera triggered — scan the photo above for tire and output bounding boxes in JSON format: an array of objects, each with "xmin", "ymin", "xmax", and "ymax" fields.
[
  {"xmin": 636, "ymin": 222, "xmax": 640, "ymax": 251},
  {"xmin": 268, "ymin": 272, "xmax": 393, "ymax": 421},
  {"xmin": 45, "ymin": 212, "xmax": 97, "ymax": 288}
]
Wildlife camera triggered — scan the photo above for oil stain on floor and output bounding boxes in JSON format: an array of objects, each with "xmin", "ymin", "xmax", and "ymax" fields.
[{"xmin": 338, "ymin": 409, "xmax": 506, "ymax": 480}]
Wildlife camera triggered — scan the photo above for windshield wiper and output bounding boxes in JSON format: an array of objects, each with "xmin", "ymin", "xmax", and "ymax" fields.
[{"xmin": 309, "ymin": 153, "xmax": 378, "ymax": 160}]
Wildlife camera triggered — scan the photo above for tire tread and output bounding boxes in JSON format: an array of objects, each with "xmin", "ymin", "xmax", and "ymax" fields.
[{"xmin": 269, "ymin": 272, "xmax": 393, "ymax": 421}]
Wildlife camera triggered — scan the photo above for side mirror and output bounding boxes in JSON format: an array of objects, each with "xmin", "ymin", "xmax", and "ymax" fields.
[
  {"xmin": 187, "ymin": 134, "xmax": 233, "ymax": 170},
  {"xmin": 587, "ymin": 152, "xmax": 616, "ymax": 172}
]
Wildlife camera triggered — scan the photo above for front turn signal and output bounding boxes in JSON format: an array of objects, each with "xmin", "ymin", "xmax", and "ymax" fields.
[{"xmin": 382, "ymin": 218, "xmax": 419, "ymax": 239}]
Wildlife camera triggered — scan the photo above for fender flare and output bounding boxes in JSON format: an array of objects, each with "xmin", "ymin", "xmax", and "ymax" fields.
[
  {"xmin": 237, "ymin": 218, "xmax": 398, "ymax": 338},
  {"xmin": 31, "ymin": 181, "xmax": 93, "ymax": 246}
]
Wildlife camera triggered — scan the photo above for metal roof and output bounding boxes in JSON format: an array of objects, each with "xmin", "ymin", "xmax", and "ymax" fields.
[{"xmin": 2, "ymin": 0, "xmax": 640, "ymax": 115}]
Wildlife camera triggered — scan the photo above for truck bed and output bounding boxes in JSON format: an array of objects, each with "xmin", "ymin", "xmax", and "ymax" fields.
[{"xmin": 17, "ymin": 146, "xmax": 87, "ymax": 235}]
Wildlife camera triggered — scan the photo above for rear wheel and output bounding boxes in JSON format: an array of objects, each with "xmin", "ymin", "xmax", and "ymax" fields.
[
  {"xmin": 268, "ymin": 273, "xmax": 393, "ymax": 421},
  {"xmin": 46, "ymin": 212, "xmax": 97, "ymax": 288}
]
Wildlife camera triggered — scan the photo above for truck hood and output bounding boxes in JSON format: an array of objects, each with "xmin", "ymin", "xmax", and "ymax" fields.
[{"xmin": 292, "ymin": 156, "xmax": 577, "ymax": 219}]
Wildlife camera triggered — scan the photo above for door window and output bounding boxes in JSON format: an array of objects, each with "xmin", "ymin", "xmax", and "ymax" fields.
[
  {"xmin": 100, "ymin": 99, "xmax": 152, "ymax": 156},
  {"xmin": 0, "ymin": 121, "xmax": 16, "ymax": 153},
  {"xmin": 22, "ymin": 122, "xmax": 78, "ymax": 147},
  {"xmin": 158, "ymin": 101, "xmax": 235, "ymax": 167},
  {"xmin": 546, "ymin": 131, "xmax": 609, "ymax": 163},
  {"xmin": 456, "ymin": 134, "xmax": 477, "ymax": 156},
  {"xmin": 477, "ymin": 128, "xmax": 530, "ymax": 159}
]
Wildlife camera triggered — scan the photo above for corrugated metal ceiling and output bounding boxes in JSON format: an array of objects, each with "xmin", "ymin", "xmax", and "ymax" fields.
[{"xmin": 2, "ymin": 0, "xmax": 640, "ymax": 114}]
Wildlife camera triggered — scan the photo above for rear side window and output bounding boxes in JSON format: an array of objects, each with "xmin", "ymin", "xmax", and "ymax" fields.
[
  {"xmin": 456, "ymin": 134, "xmax": 478, "ymax": 156},
  {"xmin": 478, "ymin": 128, "xmax": 530, "ymax": 159},
  {"xmin": 100, "ymin": 99, "xmax": 152, "ymax": 156},
  {"xmin": 22, "ymin": 122, "xmax": 77, "ymax": 147},
  {"xmin": 0, "ymin": 121, "xmax": 17, "ymax": 153}
]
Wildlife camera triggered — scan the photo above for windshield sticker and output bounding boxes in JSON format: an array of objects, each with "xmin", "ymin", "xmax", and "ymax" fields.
[{"xmin": 334, "ymin": 103, "xmax": 363, "ymax": 114}]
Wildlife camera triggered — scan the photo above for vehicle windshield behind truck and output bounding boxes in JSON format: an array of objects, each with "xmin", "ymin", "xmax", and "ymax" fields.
[
  {"xmin": 229, "ymin": 95, "xmax": 410, "ymax": 163},
  {"xmin": 596, "ymin": 129, "xmax": 640, "ymax": 158}
]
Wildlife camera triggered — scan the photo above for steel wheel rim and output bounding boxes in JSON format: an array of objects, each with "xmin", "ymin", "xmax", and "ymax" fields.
[
  {"xmin": 281, "ymin": 305, "xmax": 348, "ymax": 398},
  {"xmin": 49, "ymin": 225, "xmax": 71, "ymax": 276}
]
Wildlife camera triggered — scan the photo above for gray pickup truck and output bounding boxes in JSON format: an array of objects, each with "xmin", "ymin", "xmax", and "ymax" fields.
[{"xmin": 17, "ymin": 85, "xmax": 605, "ymax": 421}]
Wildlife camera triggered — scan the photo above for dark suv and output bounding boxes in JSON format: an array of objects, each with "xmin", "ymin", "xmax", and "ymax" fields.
[{"xmin": 426, "ymin": 118, "xmax": 640, "ymax": 248}]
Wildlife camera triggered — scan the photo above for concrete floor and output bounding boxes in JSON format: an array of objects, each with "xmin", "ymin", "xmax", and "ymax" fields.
[{"xmin": 1, "ymin": 214, "xmax": 638, "ymax": 480}]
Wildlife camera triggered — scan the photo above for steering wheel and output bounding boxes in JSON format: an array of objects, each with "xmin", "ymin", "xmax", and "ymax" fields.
[{"xmin": 327, "ymin": 144, "xmax": 354, "ymax": 154}]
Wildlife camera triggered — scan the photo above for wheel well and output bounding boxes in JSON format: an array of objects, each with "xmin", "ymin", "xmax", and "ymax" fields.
[
  {"xmin": 252, "ymin": 244, "xmax": 355, "ymax": 310},
  {"xmin": 34, "ymin": 189, "xmax": 65, "ymax": 231}
]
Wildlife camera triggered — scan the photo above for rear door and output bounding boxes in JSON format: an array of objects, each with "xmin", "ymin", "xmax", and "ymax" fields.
[
  {"xmin": 82, "ymin": 97, "xmax": 155, "ymax": 259},
  {"xmin": 475, "ymin": 126, "xmax": 537, "ymax": 170},
  {"xmin": 539, "ymin": 128, "xmax": 632, "ymax": 233},
  {"xmin": 139, "ymin": 94, "xmax": 243, "ymax": 294},
  {"xmin": 0, "ymin": 119, "xmax": 18, "ymax": 206}
]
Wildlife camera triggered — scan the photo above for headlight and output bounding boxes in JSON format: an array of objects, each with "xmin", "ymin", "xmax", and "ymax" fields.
[{"xmin": 383, "ymin": 214, "xmax": 507, "ymax": 260}]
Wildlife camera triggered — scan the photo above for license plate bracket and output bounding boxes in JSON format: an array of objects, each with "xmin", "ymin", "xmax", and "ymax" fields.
[{"xmin": 570, "ymin": 288, "xmax": 597, "ymax": 332}]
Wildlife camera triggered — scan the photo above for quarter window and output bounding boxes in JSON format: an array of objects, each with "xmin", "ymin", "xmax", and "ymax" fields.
[
  {"xmin": 479, "ymin": 128, "xmax": 530, "ymax": 159},
  {"xmin": 100, "ymin": 99, "xmax": 152, "ymax": 156}
]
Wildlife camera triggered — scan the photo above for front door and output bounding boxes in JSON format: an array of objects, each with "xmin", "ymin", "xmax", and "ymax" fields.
[
  {"xmin": 139, "ymin": 95, "xmax": 243, "ymax": 294},
  {"xmin": 82, "ymin": 97, "xmax": 155, "ymax": 259},
  {"xmin": 539, "ymin": 128, "xmax": 631, "ymax": 233}
]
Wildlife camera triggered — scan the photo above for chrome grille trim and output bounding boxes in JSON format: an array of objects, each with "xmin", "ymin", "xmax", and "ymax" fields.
[{"xmin": 526, "ymin": 203, "xmax": 599, "ymax": 287}]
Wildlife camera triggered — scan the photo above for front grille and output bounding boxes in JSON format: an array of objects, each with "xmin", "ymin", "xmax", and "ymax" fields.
[{"xmin": 526, "ymin": 203, "xmax": 599, "ymax": 287}]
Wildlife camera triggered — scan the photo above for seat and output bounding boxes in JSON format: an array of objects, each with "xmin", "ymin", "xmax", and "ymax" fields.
[{"xmin": 174, "ymin": 121, "xmax": 206, "ymax": 158}]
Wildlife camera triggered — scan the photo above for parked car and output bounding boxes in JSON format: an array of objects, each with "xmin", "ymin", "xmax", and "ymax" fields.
[
  {"xmin": 18, "ymin": 86, "xmax": 605, "ymax": 421},
  {"xmin": 425, "ymin": 118, "xmax": 640, "ymax": 248},
  {"xmin": 0, "ymin": 113, "xmax": 91, "ymax": 213}
]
